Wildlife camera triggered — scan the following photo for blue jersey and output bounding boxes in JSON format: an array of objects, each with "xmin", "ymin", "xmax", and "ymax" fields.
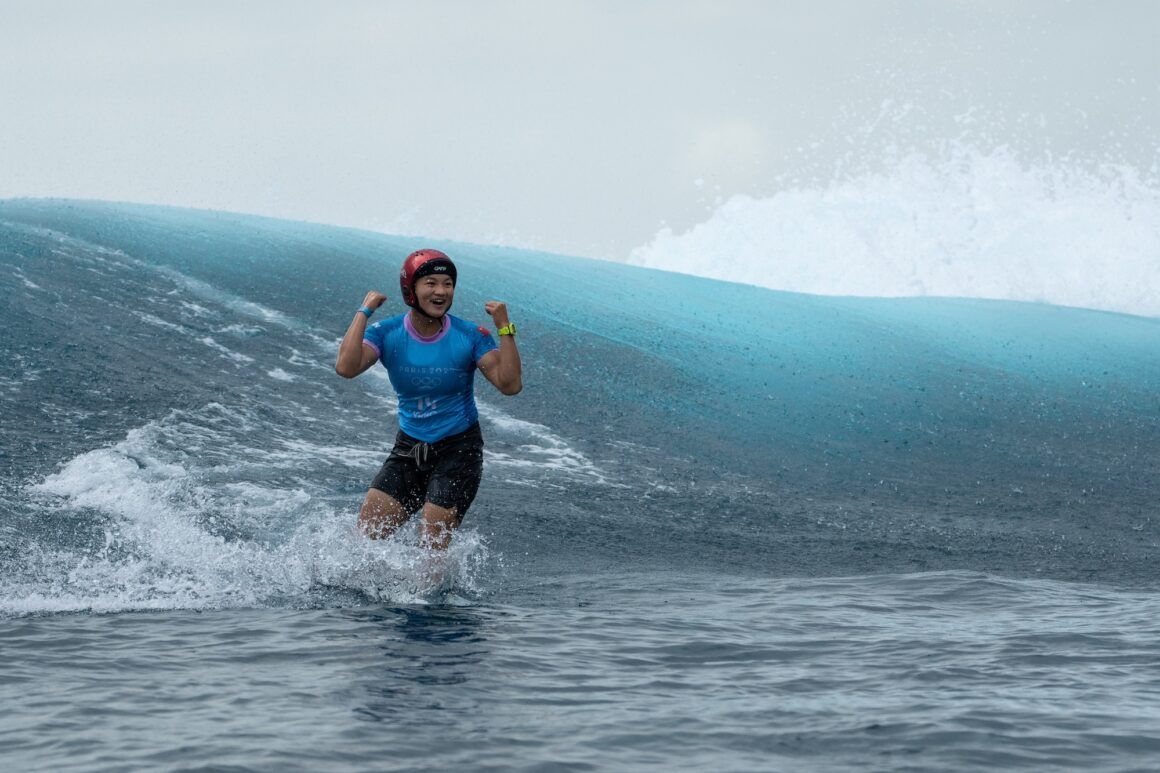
[{"xmin": 362, "ymin": 313, "xmax": 498, "ymax": 442}]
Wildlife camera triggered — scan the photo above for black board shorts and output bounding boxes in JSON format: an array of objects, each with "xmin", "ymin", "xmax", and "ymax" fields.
[{"xmin": 370, "ymin": 422, "xmax": 484, "ymax": 516}]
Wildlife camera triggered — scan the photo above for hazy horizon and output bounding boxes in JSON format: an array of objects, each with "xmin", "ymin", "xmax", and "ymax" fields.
[{"xmin": 2, "ymin": 0, "xmax": 1157, "ymax": 264}]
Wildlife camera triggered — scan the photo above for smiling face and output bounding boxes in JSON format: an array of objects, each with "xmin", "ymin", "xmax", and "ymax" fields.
[{"xmin": 413, "ymin": 274, "xmax": 455, "ymax": 317}]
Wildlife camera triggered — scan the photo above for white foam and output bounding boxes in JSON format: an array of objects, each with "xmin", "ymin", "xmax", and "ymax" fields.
[
  {"xmin": 12, "ymin": 268, "xmax": 41, "ymax": 289},
  {"xmin": 630, "ymin": 144, "xmax": 1160, "ymax": 317},
  {"xmin": 179, "ymin": 301, "xmax": 214, "ymax": 317},
  {"xmin": 267, "ymin": 367, "xmax": 296, "ymax": 382},
  {"xmin": 9, "ymin": 404, "xmax": 491, "ymax": 615},
  {"xmin": 0, "ymin": 220, "xmax": 130, "ymax": 265},
  {"xmin": 146, "ymin": 264, "xmax": 297, "ymax": 328},
  {"xmin": 0, "ymin": 352, "xmax": 41, "ymax": 391},
  {"xmin": 198, "ymin": 335, "xmax": 254, "ymax": 364},
  {"xmin": 132, "ymin": 310, "xmax": 187, "ymax": 333},
  {"xmin": 268, "ymin": 438, "xmax": 385, "ymax": 468},
  {"xmin": 287, "ymin": 347, "xmax": 331, "ymax": 372},
  {"xmin": 478, "ymin": 403, "xmax": 618, "ymax": 486},
  {"xmin": 219, "ymin": 323, "xmax": 266, "ymax": 336}
]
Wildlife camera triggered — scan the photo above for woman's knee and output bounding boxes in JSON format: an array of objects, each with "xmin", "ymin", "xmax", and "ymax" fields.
[{"xmin": 360, "ymin": 489, "xmax": 409, "ymax": 538}]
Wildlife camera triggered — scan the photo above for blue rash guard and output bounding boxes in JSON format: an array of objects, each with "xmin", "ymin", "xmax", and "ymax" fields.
[{"xmin": 362, "ymin": 313, "xmax": 498, "ymax": 443}]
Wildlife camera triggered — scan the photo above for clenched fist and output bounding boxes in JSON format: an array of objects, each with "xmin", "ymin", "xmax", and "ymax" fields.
[
  {"xmin": 484, "ymin": 301, "xmax": 510, "ymax": 328},
  {"xmin": 362, "ymin": 291, "xmax": 388, "ymax": 310}
]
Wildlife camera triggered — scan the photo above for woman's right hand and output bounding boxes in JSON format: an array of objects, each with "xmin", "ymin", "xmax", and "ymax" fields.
[{"xmin": 362, "ymin": 291, "xmax": 388, "ymax": 310}]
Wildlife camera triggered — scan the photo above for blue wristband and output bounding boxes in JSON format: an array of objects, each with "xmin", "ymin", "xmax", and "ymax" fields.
[{"xmin": 358, "ymin": 306, "xmax": 374, "ymax": 318}]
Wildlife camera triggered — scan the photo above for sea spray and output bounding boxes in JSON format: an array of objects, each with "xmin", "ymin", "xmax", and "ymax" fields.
[
  {"xmin": 631, "ymin": 143, "xmax": 1160, "ymax": 316},
  {"xmin": 12, "ymin": 404, "xmax": 492, "ymax": 615}
]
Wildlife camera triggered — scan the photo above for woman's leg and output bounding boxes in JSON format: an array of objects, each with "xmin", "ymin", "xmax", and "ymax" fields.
[
  {"xmin": 419, "ymin": 502, "xmax": 461, "ymax": 550},
  {"xmin": 359, "ymin": 488, "xmax": 411, "ymax": 539}
]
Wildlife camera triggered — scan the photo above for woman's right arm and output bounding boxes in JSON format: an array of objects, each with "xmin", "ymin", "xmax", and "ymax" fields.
[{"xmin": 335, "ymin": 291, "xmax": 387, "ymax": 378}]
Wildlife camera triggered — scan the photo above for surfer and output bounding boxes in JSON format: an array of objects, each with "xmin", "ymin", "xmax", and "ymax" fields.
[{"xmin": 335, "ymin": 249, "xmax": 522, "ymax": 549}]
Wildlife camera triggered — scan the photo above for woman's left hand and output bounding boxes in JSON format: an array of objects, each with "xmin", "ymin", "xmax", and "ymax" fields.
[{"xmin": 484, "ymin": 301, "xmax": 510, "ymax": 328}]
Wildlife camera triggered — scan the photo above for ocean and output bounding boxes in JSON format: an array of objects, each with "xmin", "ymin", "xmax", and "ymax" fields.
[{"xmin": 2, "ymin": 199, "xmax": 1159, "ymax": 771}]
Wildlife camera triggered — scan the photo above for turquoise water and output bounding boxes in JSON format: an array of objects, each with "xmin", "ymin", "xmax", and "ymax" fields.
[{"xmin": 2, "ymin": 200, "xmax": 1159, "ymax": 770}]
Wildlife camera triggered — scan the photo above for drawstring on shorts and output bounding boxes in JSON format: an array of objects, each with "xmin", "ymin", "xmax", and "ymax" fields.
[{"xmin": 394, "ymin": 441, "xmax": 436, "ymax": 472}]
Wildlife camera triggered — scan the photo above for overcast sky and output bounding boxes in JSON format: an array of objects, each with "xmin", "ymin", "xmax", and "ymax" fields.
[{"xmin": 1, "ymin": 0, "xmax": 1156, "ymax": 260}]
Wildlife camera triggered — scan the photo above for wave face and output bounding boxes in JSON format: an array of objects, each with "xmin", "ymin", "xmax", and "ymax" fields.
[
  {"xmin": 631, "ymin": 145, "xmax": 1160, "ymax": 317},
  {"xmin": 2, "ymin": 199, "xmax": 1159, "ymax": 614}
]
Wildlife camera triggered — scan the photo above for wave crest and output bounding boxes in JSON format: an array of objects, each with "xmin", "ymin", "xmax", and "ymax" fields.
[{"xmin": 631, "ymin": 144, "xmax": 1160, "ymax": 317}]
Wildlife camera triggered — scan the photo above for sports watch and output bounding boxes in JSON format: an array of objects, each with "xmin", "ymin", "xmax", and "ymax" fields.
[{"xmin": 496, "ymin": 323, "xmax": 517, "ymax": 337}]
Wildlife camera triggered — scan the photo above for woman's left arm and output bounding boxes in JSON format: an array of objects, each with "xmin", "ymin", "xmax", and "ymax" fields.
[{"xmin": 479, "ymin": 301, "xmax": 522, "ymax": 395}]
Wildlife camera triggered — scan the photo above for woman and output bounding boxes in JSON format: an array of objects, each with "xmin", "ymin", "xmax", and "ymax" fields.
[{"xmin": 335, "ymin": 248, "xmax": 522, "ymax": 549}]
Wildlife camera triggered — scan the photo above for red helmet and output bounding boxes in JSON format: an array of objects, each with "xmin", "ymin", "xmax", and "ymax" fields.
[{"xmin": 399, "ymin": 249, "xmax": 457, "ymax": 309}]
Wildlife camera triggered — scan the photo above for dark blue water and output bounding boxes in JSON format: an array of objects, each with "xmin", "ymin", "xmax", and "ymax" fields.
[{"xmin": 2, "ymin": 200, "xmax": 1159, "ymax": 771}]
